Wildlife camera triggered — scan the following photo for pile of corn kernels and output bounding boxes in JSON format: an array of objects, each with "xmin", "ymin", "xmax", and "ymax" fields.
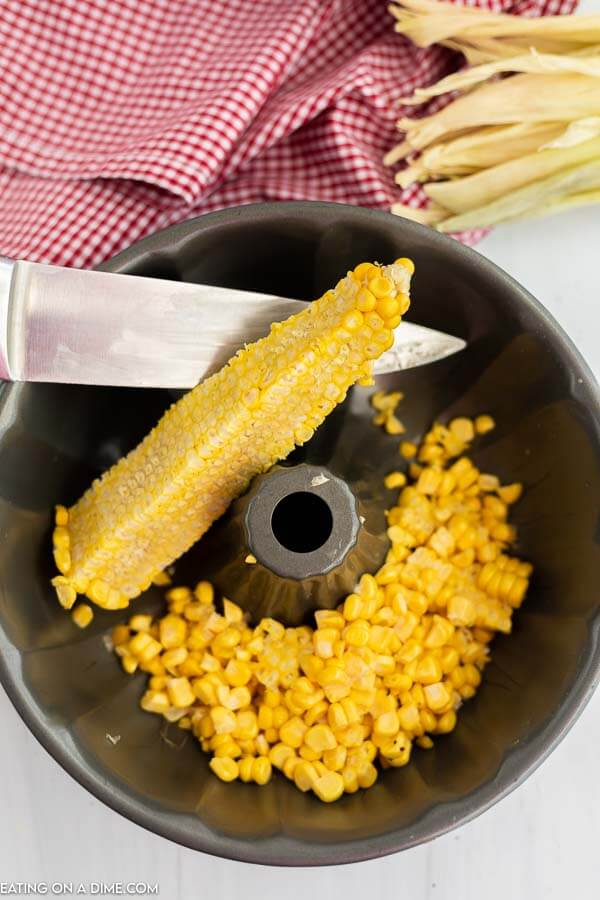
[{"xmin": 110, "ymin": 406, "xmax": 531, "ymax": 802}]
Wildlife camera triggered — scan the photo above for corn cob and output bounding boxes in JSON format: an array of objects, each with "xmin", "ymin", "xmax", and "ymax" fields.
[{"xmin": 51, "ymin": 259, "xmax": 413, "ymax": 612}]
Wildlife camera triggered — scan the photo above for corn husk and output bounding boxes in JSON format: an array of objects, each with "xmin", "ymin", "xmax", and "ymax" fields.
[
  {"xmin": 398, "ymin": 74, "xmax": 600, "ymax": 151},
  {"xmin": 425, "ymin": 136, "xmax": 600, "ymax": 213},
  {"xmin": 401, "ymin": 51, "xmax": 600, "ymax": 105},
  {"xmin": 417, "ymin": 122, "xmax": 566, "ymax": 177},
  {"xmin": 526, "ymin": 187, "xmax": 600, "ymax": 219},
  {"xmin": 389, "ymin": 1, "xmax": 600, "ymax": 49},
  {"xmin": 386, "ymin": 0, "xmax": 600, "ymax": 232},
  {"xmin": 437, "ymin": 159, "xmax": 600, "ymax": 231},
  {"xmin": 540, "ymin": 116, "xmax": 600, "ymax": 149}
]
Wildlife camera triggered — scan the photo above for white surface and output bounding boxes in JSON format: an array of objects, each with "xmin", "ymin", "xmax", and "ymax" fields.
[{"xmin": 2, "ymin": 1, "xmax": 600, "ymax": 881}]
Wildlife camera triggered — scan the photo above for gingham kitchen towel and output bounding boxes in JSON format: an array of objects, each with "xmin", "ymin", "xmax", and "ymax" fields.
[{"xmin": 0, "ymin": 0, "xmax": 576, "ymax": 268}]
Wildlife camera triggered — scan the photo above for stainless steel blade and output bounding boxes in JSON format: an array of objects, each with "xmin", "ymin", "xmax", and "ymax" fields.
[{"xmin": 0, "ymin": 259, "xmax": 465, "ymax": 389}]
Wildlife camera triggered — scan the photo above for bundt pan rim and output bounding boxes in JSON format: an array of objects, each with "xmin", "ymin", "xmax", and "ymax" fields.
[{"xmin": 0, "ymin": 201, "xmax": 599, "ymax": 866}]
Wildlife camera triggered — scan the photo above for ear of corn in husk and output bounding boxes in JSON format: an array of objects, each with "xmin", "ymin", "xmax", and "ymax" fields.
[
  {"xmin": 386, "ymin": 0, "xmax": 600, "ymax": 231},
  {"xmin": 51, "ymin": 260, "xmax": 413, "ymax": 612}
]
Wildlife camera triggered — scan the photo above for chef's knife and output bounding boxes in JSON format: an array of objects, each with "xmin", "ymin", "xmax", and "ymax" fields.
[{"xmin": 0, "ymin": 258, "xmax": 465, "ymax": 390}]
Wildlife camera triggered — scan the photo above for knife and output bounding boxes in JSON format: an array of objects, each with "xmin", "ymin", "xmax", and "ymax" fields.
[{"xmin": 0, "ymin": 257, "xmax": 465, "ymax": 390}]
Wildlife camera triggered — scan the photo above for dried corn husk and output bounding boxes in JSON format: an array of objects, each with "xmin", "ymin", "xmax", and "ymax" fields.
[
  {"xmin": 437, "ymin": 159, "xmax": 600, "ymax": 231},
  {"xmin": 402, "ymin": 51, "xmax": 600, "ymax": 104},
  {"xmin": 398, "ymin": 74, "xmax": 600, "ymax": 152},
  {"xmin": 416, "ymin": 122, "xmax": 567, "ymax": 177},
  {"xmin": 386, "ymin": 0, "xmax": 600, "ymax": 231},
  {"xmin": 425, "ymin": 136, "xmax": 600, "ymax": 213},
  {"xmin": 389, "ymin": 0, "xmax": 600, "ymax": 50}
]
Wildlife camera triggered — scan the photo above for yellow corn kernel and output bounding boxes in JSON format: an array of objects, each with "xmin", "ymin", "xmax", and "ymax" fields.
[
  {"xmin": 209, "ymin": 757, "xmax": 239, "ymax": 782},
  {"xmin": 162, "ymin": 647, "xmax": 188, "ymax": 673},
  {"xmin": 385, "ymin": 471, "xmax": 407, "ymax": 490},
  {"xmin": 343, "ymin": 593, "xmax": 363, "ymax": 622},
  {"xmin": 323, "ymin": 745, "xmax": 347, "ymax": 772},
  {"xmin": 264, "ymin": 688, "xmax": 281, "ymax": 708},
  {"xmin": 358, "ymin": 573, "xmax": 378, "ymax": 602},
  {"xmin": 272, "ymin": 706, "xmax": 289, "ymax": 729},
  {"xmin": 313, "ymin": 771, "xmax": 344, "ymax": 803},
  {"xmin": 338, "ymin": 724, "xmax": 366, "ymax": 748},
  {"xmin": 129, "ymin": 631, "xmax": 162, "ymax": 663},
  {"xmin": 52, "ymin": 261, "xmax": 412, "ymax": 608},
  {"xmin": 498, "ymin": 483, "xmax": 523, "ymax": 505},
  {"xmin": 224, "ymin": 659, "xmax": 251, "ymax": 687},
  {"xmin": 140, "ymin": 690, "xmax": 170, "ymax": 714},
  {"xmin": 374, "ymin": 710, "xmax": 400, "ymax": 737},
  {"xmin": 475, "ymin": 414, "xmax": 495, "ymax": 435},
  {"xmin": 212, "ymin": 737, "xmax": 242, "ymax": 759},
  {"xmin": 210, "ymin": 706, "xmax": 237, "ymax": 734},
  {"xmin": 385, "ymin": 414, "xmax": 405, "ymax": 436},
  {"xmin": 129, "ymin": 614, "xmax": 153, "ymax": 632},
  {"xmin": 227, "ymin": 687, "xmax": 251, "ymax": 710},
  {"xmin": 158, "ymin": 615, "xmax": 187, "ymax": 649},
  {"xmin": 51, "ymin": 576, "xmax": 77, "ymax": 610},
  {"xmin": 304, "ymin": 700, "xmax": 328, "ymax": 728},
  {"xmin": 299, "ymin": 745, "xmax": 321, "ymax": 762},
  {"xmin": 71, "ymin": 603, "xmax": 94, "ymax": 629},
  {"xmin": 234, "ymin": 710, "xmax": 259, "ymax": 741},
  {"xmin": 238, "ymin": 756, "xmax": 255, "ymax": 783},
  {"xmin": 357, "ymin": 763, "xmax": 378, "ymax": 789},
  {"xmin": 304, "ymin": 724, "xmax": 337, "ymax": 753},
  {"xmin": 447, "ymin": 595, "xmax": 476, "ymax": 627},
  {"xmin": 270, "ymin": 743, "xmax": 295, "ymax": 769},
  {"xmin": 166, "ymin": 677, "xmax": 195, "ymax": 709},
  {"xmin": 397, "ymin": 702, "xmax": 420, "ymax": 731},
  {"xmin": 282, "ymin": 755, "xmax": 299, "ymax": 780},
  {"xmin": 464, "ymin": 664, "xmax": 482, "ymax": 687},
  {"xmin": 394, "ymin": 257, "xmax": 415, "ymax": 275},
  {"xmin": 414, "ymin": 655, "xmax": 443, "ymax": 685},
  {"xmin": 400, "ymin": 441, "xmax": 417, "ymax": 459},
  {"xmin": 294, "ymin": 760, "xmax": 319, "ymax": 792},
  {"xmin": 436, "ymin": 709, "xmax": 457, "ymax": 734},
  {"xmin": 449, "ymin": 417, "xmax": 475, "ymax": 444},
  {"xmin": 342, "ymin": 767, "xmax": 359, "ymax": 793},
  {"xmin": 344, "ymin": 620, "xmax": 370, "ymax": 647},
  {"xmin": 280, "ymin": 716, "xmax": 307, "ymax": 749},
  {"xmin": 252, "ymin": 757, "xmax": 272, "ymax": 785},
  {"xmin": 143, "ymin": 657, "xmax": 165, "ymax": 677},
  {"xmin": 424, "ymin": 682, "xmax": 451, "ymax": 712},
  {"xmin": 55, "ymin": 505, "xmax": 69, "ymax": 526},
  {"xmin": 258, "ymin": 705, "xmax": 273, "ymax": 730}
]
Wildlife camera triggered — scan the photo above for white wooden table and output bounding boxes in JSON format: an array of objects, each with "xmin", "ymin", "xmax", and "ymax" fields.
[{"xmin": 1, "ymin": 4, "xmax": 600, "ymax": 886}]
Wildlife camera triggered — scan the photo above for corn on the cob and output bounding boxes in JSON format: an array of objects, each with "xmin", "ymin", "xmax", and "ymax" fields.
[{"xmin": 51, "ymin": 260, "xmax": 413, "ymax": 611}]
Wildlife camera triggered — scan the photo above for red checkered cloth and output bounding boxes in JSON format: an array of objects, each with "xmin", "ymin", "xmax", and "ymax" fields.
[{"xmin": 0, "ymin": 0, "xmax": 576, "ymax": 268}]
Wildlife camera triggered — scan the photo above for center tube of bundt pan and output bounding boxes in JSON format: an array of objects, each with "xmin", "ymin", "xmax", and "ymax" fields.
[{"xmin": 179, "ymin": 463, "xmax": 389, "ymax": 626}]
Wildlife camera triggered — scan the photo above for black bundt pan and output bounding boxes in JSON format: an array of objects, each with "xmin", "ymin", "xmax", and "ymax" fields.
[{"xmin": 0, "ymin": 202, "xmax": 599, "ymax": 866}]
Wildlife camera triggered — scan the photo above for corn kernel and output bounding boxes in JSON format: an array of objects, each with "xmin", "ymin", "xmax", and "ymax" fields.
[
  {"xmin": 305, "ymin": 724, "xmax": 337, "ymax": 753},
  {"xmin": 167, "ymin": 677, "xmax": 195, "ymax": 709},
  {"xmin": 71, "ymin": 604, "xmax": 94, "ymax": 629},
  {"xmin": 313, "ymin": 771, "xmax": 344, "ymax": 803},
  {"xmin": 475, "ymin": 415, "xmax": 495, "ymax": 435},
  {"xmin": 209, "ymin": 757, "xmax": 239, "ymax": 782}
]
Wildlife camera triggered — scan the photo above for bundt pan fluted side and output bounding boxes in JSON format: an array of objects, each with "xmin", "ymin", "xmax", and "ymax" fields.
[{"xmin": 0, "ymin": 202, "xmax": 599, "ymax": 866}]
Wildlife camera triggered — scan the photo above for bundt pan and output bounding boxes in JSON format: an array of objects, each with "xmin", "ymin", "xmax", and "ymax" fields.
[{"xmin": 0, "ymin": 202, "xmax": 599, "ymax": 866}]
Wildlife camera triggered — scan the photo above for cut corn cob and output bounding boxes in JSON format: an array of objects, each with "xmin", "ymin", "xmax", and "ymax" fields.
[{"xmin": 51, "ymin": 260, "xmax": 413, "ymax": 610}]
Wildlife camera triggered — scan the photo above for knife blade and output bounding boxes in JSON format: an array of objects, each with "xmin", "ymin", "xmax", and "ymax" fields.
[{"xmin": 0, "ymin": 258, "xmax": 465, "ymax": 390}]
